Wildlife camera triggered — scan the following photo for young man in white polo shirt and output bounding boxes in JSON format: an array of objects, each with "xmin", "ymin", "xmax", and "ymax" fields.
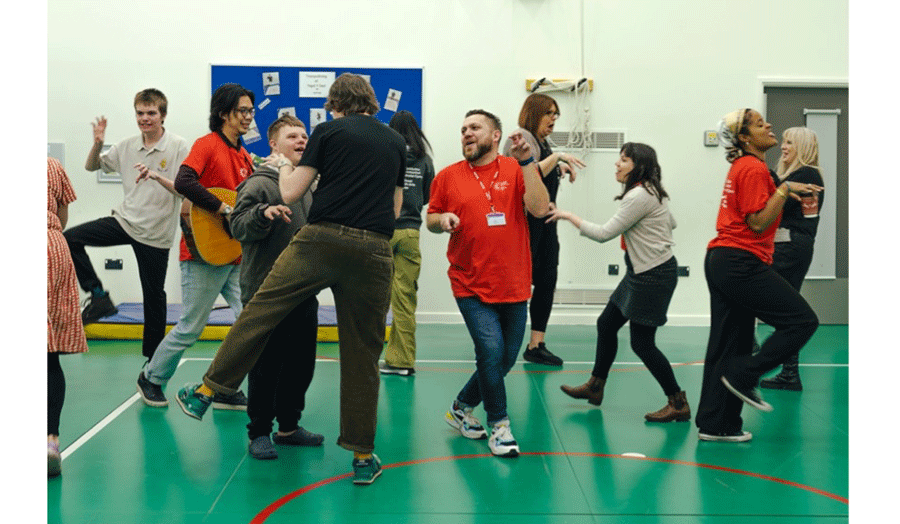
[{"xmin": 65, "ymin": 88, "xmax": 189, "ymax": 361}]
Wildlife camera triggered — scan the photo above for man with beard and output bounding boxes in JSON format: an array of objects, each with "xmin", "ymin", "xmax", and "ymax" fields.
[{"xmin": 427, "ymin": 109, "xmax": 549, "ymax": 458}]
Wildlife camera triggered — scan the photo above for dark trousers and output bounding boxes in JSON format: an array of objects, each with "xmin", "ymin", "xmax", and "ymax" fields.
[
  {"xmin": 64, "ymin": 217, "xmax": 169, "ymax": 359},
  {"xmin": 204, "ymin": 223, "xmax": 393, "ymax": 453},
  {"xmin": 592, "ymin": 302, "xmax": 681, "ymax": 396},
  {"xmin": 527, "ymin": 214, "xmax": 559, "ymax": 333},
  {"xmin": 246, "ymin": 296, "xmax": 319, "ymax": 440},
  {"xmin": 48, "ymin": 353, "xmax": 64, "ymax": 436},
  {"xmin": 695, "ymin": 247, "xmax": 818, "ymax": 433}
]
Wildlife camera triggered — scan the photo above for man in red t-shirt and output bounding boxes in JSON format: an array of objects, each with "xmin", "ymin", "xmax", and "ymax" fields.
[
  {"xmin": 138, "ymin": 84, "xmax": 256, "ymax": 410},
  {"xmin": 427, "ymin": 109, "xmax": 549, "ymax": 458}
]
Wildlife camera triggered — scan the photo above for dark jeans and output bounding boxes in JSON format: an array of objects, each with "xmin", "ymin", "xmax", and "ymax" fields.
[
  {"xmin": 48, "ymin": 353, "xmax": 64, "ymax": 436},
  {"xmin": 455, "ymin": 297, "xmax": 528, "ymax": 426},
  {"xmin": 246, "ymin": 296, "xmax": 319, "ymax": 440},
  {"xmin": 592, "ymin": 302, "xmax": 681, "ymax": 396},
  {"xmin": 696, "ymin": 247, "xmax": 818, "ymax": 433},
  {"xmin": 527, "ymin": 214, "xmax": 559, "ymax": 334},
  {"xmin": 64, "ymin": 217, "xmax": 169, "ymax": 359},
  {"xmin": 204, "ymin": 223, "xmax": 393, "ymax": 453}
]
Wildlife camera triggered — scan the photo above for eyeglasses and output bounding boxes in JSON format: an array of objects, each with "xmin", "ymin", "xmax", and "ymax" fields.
[
  {"xmin": 546, "ymin": 110, "xmax": 560, "ymax": 117},
  {"xmin": 234, "ymin": 107, "xmax": 256, "ymax": 117}
]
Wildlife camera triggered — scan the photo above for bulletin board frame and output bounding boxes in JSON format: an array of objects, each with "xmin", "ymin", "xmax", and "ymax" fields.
[{"xmin": 210, "ymin": 63, "xmax": 423, "ymax": 158}]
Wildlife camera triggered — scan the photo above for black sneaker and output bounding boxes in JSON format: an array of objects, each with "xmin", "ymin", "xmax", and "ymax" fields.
[
  {"xmin": 721, "ymin": 376, "xmax": 773, "ymax": 412},
  {"xmin": 760, "ymin": 373, "xmax": 803, "ymax": 391},
  {"xmin": 379, "ymin": 362, "xmax": 415, "ymax": 376},
  {"xmin": 137, "ymin": 372, "xmax": 168, "ymax": 407},
  {"xmin": 212, "ymin": 390, "xmax": 248, "ymax": 411},
  {"xmin": 81, "ymin": 292, "xmax": 118, "ymax": 325},
  {"xmin": 523, "ymin": 342, "xmax": 563, "ymax": 366}
]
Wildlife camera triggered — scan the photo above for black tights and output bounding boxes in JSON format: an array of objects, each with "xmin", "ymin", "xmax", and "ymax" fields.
[
  {"xmin": 592, "ymin": 303, "xmax": 681, "ymax": 396},
  {"xmin": 48, "ymin": 353, "xmax": 65, "ymax": 436}
]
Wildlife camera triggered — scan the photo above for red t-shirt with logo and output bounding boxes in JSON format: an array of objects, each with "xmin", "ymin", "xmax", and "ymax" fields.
[
  {"xmin": 178, "ymin": 132, "xmax": 253, "ymax": 262},
  {"xmin": 428, "ymin": 156, "xmax": 532, "ymax": 303},
  {"xmin": 707, "ymin": 155, "xmax": 780, "ymax": 264}
]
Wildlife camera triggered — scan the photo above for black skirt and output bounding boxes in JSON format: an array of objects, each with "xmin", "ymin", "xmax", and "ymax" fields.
[{"xmin": 609, "ymin": 254, "xmax": 677, "ymax": 327}]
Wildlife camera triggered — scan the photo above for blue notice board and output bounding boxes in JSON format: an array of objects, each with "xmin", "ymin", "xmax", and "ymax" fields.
[{"xmin": 211, "ymin": 64, "xmax": 423, "ymax": 157}]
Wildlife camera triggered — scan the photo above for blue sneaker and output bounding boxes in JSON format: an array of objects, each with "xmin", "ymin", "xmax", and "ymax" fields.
[
  {"xmin": 352, "ymin": 454, "xmax": 382, "ymax": 485},
  {"xmin": 176, "ymin": 383, "xmax": 212, "ymax": 420},
  {"xmin": 445, "ymin": 402, "xmax": 487, "ymax": 440}
]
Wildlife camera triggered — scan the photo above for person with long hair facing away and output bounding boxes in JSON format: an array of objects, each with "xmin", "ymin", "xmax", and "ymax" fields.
[
  {"xmin": 502, "ymin": 93, "xmax": 585, "ymax": 366},
  {"xmin": 759, "ymin": 127, "xmax": 824, "ymax": 391},
  {"xmin": 380, "ymin": 111, "xmax": 435, "ymax": 376},
  {"xmin": 695, "ymin": 109, "xmax": 820, "ymax": 443},
  {"xmin": 548, "ymin": 142, "xmax": 689, "ymax": 422}
]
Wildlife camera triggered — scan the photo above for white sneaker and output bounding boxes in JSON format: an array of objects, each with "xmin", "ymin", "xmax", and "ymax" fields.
[
  {"xmin": 445, "ymin": 403, "xmax": 487, "ymax": 440},
  {"xmin": 489, "ymin": 421, "xmax": 520, "ymax": 457},
  {"xmin": 698, "ymin": 430, "xmax": 753, "ymax": 443}
]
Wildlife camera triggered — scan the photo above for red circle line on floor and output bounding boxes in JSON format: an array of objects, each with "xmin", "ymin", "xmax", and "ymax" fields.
[{"xmin": 250, "ymin": 452, "xmax": 848, "ymax": 523}]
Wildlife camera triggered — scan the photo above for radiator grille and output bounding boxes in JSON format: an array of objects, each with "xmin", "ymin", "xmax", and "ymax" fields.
[
  {"xmin": 547, "ymin": 131, "xmax": 626, "ymax": 151},
  {"xmin": 553, "ymin": 287, "xmax": 614, "ymax": 305}
]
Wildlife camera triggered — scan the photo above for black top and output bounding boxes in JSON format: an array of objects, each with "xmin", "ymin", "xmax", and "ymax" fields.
[
  {"xmin": 395, "ymin": 150, "xmax": 435, "ymax": 230},
  {"xmin": 538, "ymin": 140, "xmax": 562, "ymax": 203},
  {"xmin": 771, "ymin": 166, "xmax": 825, "ymax": 239},
  {"xmin": 300, "ymin": 114, "xmax": 407, "ymax": 236}
]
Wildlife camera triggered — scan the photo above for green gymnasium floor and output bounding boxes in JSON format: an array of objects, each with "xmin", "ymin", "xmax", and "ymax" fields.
[{"xmin": 48, "ymin": 324, "xmax": 848, "ymax": 523}]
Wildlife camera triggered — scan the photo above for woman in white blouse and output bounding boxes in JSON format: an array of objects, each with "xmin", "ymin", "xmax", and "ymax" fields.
[{"xmin": 547, "ymin": 142, "xmax": 688, "ymax": 423}]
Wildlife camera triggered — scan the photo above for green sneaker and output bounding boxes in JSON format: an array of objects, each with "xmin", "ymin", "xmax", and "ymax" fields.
[
  {"xmin": 176, "ymin": 383, "xmax": 212, "ymax": 420},
  {"xmin": 352, "ymin": 454, "xmax": 382, "ymax": 485}
]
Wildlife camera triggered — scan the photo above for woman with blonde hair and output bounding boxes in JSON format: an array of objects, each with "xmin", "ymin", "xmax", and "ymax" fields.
[
  {"xmin": 695, "ymin": 109, "xmax": 821, "ymax": 442},
  {"xmin": 759, "ymin": 127, "xmax": 824, "ymax": 391}
]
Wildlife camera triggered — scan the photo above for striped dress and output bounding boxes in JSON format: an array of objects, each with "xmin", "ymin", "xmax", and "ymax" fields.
[{"xmin": 47, "ymin": 158, "xmax": 88, "ymax": 354}]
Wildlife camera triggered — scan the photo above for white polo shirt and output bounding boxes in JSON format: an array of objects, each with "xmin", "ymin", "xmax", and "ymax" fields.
[{"xmin": 99, "ymin": 130, "xmax": 190, "ymax": 249}]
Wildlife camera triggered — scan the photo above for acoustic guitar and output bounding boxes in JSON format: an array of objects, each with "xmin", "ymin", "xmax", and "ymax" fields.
[{"xmin": 180, "ymin": 187, "xmax": 241, "ymax": 266}]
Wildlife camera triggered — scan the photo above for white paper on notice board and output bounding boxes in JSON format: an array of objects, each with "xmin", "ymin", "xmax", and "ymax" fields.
[{"xmin": 299, "ymin": 72, "xmax": 335, "ymax": 98}]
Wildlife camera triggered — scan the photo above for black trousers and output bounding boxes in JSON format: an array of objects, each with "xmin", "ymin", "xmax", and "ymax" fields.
[
  {"xmin": 64, "ymin": 217, "xmax": 169, "ymax": 359},
  {"xmin": 527, "ymin": 214, "xmax": 559, "ymax": 334},
  {"xmin": 246, "ymin": 296, "xmax": 319, "ymax": 440},
  {"xmin": 48, "ymin": 353, "xmax": 64, "ymax": 436},
  {"xmin": 592, "ymin": 302, "xmax": 681, "ymax": 396},
  {"xmin": 695, "ymin": 247, "xmax": 818, "ymax": 433}
]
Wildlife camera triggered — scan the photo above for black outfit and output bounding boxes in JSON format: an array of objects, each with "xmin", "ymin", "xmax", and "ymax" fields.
[
  {"xmin": 64, "ymin": 218, "xmax": 169, "ymax": 359},
  {"xmin": 395, "ymin": 150, "xmax": 434, "ymax": 230},
  {"xmin": 527, "ymin": 140, "xmax": 562, "ymax": 333},
  {"xmin": 595, "ymin": 252, "xmax": 680, "ymax": 395},
  {"xmin": 695, "ymin": 247, "xmax": 819, "ymax": 434},
  {"xmin": 302, "ymin": 113, "xmax": 407, "ymax": 236},
  {"xmin": 228, "ymin": 164, "xmax": 319, "ymax": 441}
]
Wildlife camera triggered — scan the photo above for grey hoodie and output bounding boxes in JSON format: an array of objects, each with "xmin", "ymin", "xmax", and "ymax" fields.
[{"xmin": 229, "ymin": 164, "xmax": 313, "ymax": 304}]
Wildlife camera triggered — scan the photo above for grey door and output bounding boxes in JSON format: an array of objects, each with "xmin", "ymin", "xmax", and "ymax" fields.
[{"xmin": 764, "ymin": 86, "xmax": 848, "ymax": 324}]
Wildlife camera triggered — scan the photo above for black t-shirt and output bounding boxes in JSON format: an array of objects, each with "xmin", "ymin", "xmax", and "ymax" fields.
[
  {"xmin": 538, "ymin": 140, "xmax": 561, "ymax": 202},
  {"xmin": 300, "ymin": 114, "xmax": 406, "ymax": 236},
  {"xmin": 770, "ymin": 166, "xmax": 825, "ymax": 239}
]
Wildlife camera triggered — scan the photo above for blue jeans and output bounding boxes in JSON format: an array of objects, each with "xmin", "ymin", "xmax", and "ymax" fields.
[
  {"xmin": 455, "ymin": 297, "xmax": 527, "ymax": 426},
  {"xmin": 144, "ymin": 261, "xmax": 242, "ymax": 386}
]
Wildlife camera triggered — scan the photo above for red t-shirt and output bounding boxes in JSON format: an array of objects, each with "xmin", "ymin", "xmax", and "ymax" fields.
[
  {"xmin": 707, "ymin": 155, "xmax": 780, "ymax": 264},
  {"xmin": 428, "ymin": 157, "xmax": 532, "ymax": 303},
  {"xmin": 178, "ymin": 132, "xmax": 254, "ymax": 261}
]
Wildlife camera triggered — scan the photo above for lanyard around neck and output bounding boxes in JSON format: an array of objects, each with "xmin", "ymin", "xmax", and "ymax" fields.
[{"xmin": 468, "ymin": 163, "xmax": 500, "ymax": 213}]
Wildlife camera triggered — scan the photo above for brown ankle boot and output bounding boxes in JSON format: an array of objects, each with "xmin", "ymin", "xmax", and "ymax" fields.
[
  {"xmin": 560, "ymin": 376, "xmax": 606, "ymax": 406},
  {"xmin": 645, "ymin": 390, "xmax": 691, "ymax": 422}
]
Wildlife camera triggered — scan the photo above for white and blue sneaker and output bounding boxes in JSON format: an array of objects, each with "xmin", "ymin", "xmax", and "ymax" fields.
[
  {"xmin": 445, "ymin": 402, "xmax": 487, "ymax": 440},
  {"xmin": 489, "ymin": 421, "xmax": 519, "ymax": 458}
]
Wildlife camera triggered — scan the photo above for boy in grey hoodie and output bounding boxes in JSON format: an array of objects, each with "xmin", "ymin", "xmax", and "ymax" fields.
[{"xmin": 229, "ymin": 115, "xmax": 323, "ymax": 459}]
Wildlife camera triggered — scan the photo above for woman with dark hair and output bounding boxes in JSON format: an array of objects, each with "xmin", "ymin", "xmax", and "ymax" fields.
[
  {"xmin": 695, "ymin": 109, "xmax": 821, "ymax": 443},
  {"xmin": 548, "ymin": 143, "xmax": 688, "ymax": 422},
  {"xmin": 380, "ymin": 111, "xmax": 435, "ymax": 376},
  {"xmin": 502, "ymin": 93, "xmax": 585, "ymax": 366},
  {"xmin": 759, "ymin": 127, "xmax": 824, "ymax": 391}
]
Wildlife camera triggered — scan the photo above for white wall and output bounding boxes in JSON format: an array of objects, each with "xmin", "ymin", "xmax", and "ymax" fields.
[{"xmin": 47, "ymin": 0, "xmax": 848, "ymax": 326}]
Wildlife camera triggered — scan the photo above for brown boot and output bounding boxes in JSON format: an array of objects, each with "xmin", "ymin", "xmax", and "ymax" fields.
[
  {"xmin": 645, "ymin": 391, "xmax": 691, "ymax": 422},
  {"xmin": 560, "ymin": 376, "xmax": 606, "ymax": 406}
]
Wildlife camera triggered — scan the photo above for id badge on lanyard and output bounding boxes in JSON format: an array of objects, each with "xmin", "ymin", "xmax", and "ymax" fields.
[
  {"xmin": 470, "ymin": 163, "xmax": 506, "ymax": 227},
  {"xmin": 486, "ymin": 212, "xmax": 506, "ymax": 226}
]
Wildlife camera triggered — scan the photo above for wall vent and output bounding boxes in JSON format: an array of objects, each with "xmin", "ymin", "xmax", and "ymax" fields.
[
  {"xmin": 547, "ymin": 131, "xmax": 626, "ymax": 151},
  {"xmin": 553, "ymin": 287, "xmax": 614, "ymax": 306}
]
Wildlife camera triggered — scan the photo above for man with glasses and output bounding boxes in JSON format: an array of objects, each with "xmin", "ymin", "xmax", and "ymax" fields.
[
  {"xmin": 137, "ymin": 83, "xmax": 255, "ymax": 410},
  {"xmin": 65, "ymin": 88, "xmax": 189, "ymax": 360}
]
